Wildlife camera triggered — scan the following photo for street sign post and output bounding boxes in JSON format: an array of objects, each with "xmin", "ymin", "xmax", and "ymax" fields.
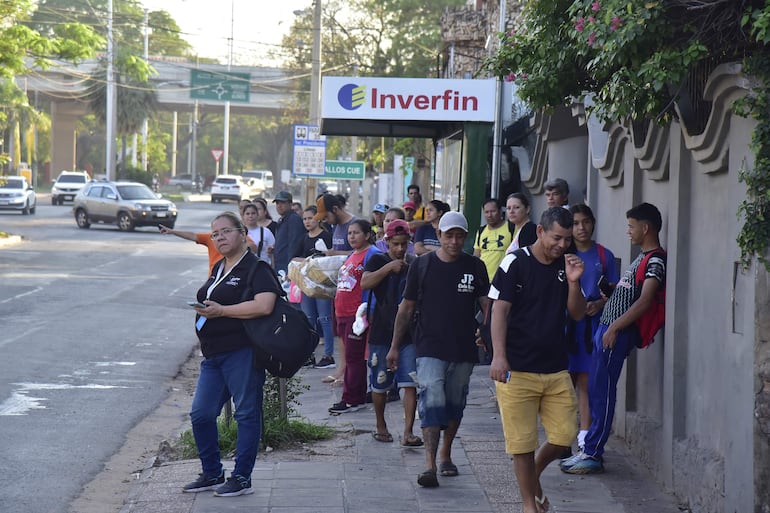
[
  {"xmin": 190, "ymin": 70, "xmax": 251, "ymax": 103},
  {"xmin": 292, "ymin": 124, "xmax": 326, "ymax": 177},
  {"xmin": 324, "ymin": 160, "xmax": 365, "ymax": 181}
]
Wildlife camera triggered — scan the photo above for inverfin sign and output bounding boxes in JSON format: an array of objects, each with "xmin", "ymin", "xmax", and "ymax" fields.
[{"xmin": 322, "ymin": 77, "xmax": 496, "ymax": 123}]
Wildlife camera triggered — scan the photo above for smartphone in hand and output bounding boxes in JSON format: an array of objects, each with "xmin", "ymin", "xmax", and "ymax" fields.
[
  {"xmin": 187, "ymin": 300, "xmax": 207, "ymax": 308},
  {"xmin": 597, "ymin": 275, "xmax": 613, "ymax": 297}
]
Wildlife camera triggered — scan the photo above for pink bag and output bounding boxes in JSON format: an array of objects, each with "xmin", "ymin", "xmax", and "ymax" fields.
[{"xmin": 288, "ymin": 281, "xmax": 302, "ymax": 303}]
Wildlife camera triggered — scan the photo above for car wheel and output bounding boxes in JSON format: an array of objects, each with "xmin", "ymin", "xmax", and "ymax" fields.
[
  {"xmin": 117, "ymin": 212, "xmax": 135, "ymax": 231},
  {"xmin": 51, "ymin": 197, "xmax": 57, "ymax": 205},
  {"xmin": 75, "ymin": 209, "xmax": 91, "ymax": 228},
  {"xmin": 30, "ymin": 204, "xmax": 36, "ymax": 215},
  {"xmin": 22, "ymin": 201, "xmax": 30, "ymax": 215}
]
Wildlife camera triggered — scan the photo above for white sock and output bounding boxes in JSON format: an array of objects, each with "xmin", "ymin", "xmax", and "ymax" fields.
[{"xmin": 578, "ymin": 430, "xmax": 588, "ymax": 449}]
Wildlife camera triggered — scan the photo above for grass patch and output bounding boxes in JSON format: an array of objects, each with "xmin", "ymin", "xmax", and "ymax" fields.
[{"xmin": 175, "ymin": 414, "xmax": 334, "ymax": 459}]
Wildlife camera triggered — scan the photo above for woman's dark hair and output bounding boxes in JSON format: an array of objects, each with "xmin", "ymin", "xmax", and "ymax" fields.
[
  {"xmin": 252, "ymin": 197, "xmax": 272, "ymax": 220},
  {"xmin": 304, "ymin": 205, "xmax": 318, "ymax": 215},
  {"xmin": 506, "ymin": 192, "xmax": 530, "ymax": 209},
  {"xmin": 386, "ymin": 207, "xmax": 406, "ymax": 219},
  {"xmin": 569, "ymin": 203, "xmax": 596, "ymax": 224},
  {"xmin": 428, "ymin": 199, "xmax": 451, "ymax": 216},
  {"xmin": 212, "ymin": 211, "xmax": 246, "ymax": 234},
  {"xmin": 350, "ymin": 219, "xmax": 375, "ymax": 244}
]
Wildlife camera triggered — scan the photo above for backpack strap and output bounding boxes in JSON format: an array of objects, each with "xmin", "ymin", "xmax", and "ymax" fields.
[
  {"xmin": 256, "ymin": 226, "xmax": 264, "ymax": 258},
  {"xmin": 634, "ymin": 248, "xmax": 665, "ymax": 293},
  {"xmin": 475, "ymin": 225, "xmax": 486, "ymax": 247},
  {"xmin": 596, "ymin": 242, "xmax": 607, "ymax": 275}
]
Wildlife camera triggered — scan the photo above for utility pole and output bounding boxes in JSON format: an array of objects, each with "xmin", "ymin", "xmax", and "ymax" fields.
[
  {"xmin": 105, "ymin": 0, "xmax": 116, "ymax": 180},
  {"xmin": 222, "ymin": 0, "xmax": 234, "ymax": 176},
  {"xmin": 142, "ymin": 8, "xmax": 149, "ymax": 171},
  {"xmin": 490, "ymin": 0, "xmax": 506, "ymax": 199},
  {"xmin": 304, "ymin": 0, "xmax": 322, "ymax": 208}
]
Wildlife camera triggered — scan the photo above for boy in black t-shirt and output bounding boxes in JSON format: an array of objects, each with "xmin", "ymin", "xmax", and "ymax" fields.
[
  {"xmin": 388, "ymin": 212, "xmax": 490, "ymax": 488},
  {"xmin": 361, "ymin": 219, "xmax": 422, "ymax": 446},
  {"xmin": 488, "ymin": 207, "xmax": 586, "ymax": 513}
]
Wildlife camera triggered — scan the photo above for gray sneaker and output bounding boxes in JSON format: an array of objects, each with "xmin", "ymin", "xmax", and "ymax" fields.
[
  {"xmin": 214, "ymin": 474, "xmax": 254, "ymax": 497},
  {"xmin": 182, "ymin": 469, "xmax": 225, "ymax": 493}
]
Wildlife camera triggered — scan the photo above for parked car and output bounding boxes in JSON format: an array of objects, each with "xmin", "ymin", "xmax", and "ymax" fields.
[
  {"xmin": 167, "ymin": 173, "xmax": 194, "ymax": 190},
  {"xmin": 73, "ymin": 180, "xmax": 177, "ymax": 231},
  {"xmin": 241, "ymin": 170, "xmax": 272, "ymax": 196},
  {"xmin": 51, "ymin": 170, "xmax": 90, "ymax": 205},
  {"xmin": 0, "ymin": 176, "xmax": 36, "ymax": 214},
  {"xmin": 210, "ymin": 175, "xmax": 261, "ymax": 203}
]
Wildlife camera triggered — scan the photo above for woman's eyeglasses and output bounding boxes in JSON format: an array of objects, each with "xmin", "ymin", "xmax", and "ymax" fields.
[{"xmin": 210, "ymin": 228, "xmax": 241, "ymax": 240}]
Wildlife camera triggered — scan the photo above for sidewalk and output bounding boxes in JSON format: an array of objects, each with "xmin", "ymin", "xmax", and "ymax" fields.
[{"xmin": 120, "ymin": 362, "xmax": 684, "ymax": 513}]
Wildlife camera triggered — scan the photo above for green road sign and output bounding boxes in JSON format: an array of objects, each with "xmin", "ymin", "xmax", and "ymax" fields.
[
  {"xmin": 325, "ymin": 160, "xmax": 365, "ymax": 181},
  {"xmin": 190, "ymin": 70, "xmax": 250, "ymax": 103}
]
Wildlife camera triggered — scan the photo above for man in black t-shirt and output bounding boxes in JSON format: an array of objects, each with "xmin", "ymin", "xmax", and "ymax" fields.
[
  {"xmin": 488, "ymin": 207, "xmax": 586, "ymax": 513},
  {"xmin": 361, "ymin": 219, "xmax": 422, "ymax": 447},
  {"xmin": 388, "ymin": 212, "xmax": 490, "ymax": 488}
]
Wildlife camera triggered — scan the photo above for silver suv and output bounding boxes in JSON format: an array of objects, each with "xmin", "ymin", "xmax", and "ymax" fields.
[
  {"xmin": 52, "ymin": 171, "xmax": 90, "ymax": 205},
  {"xmin": 73, "ymin": 180, "xmax": 178, "ymax": 231}
]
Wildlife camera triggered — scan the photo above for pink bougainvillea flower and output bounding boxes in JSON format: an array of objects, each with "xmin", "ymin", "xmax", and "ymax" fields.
[
  {"xmin": 508, "ymin": 29, "xmax": 516, "ymax": 37},
  {"xmin": 575, "ymin": 17, "xmax": 585, "ymax": 32},
  {"xmin": 587, "ymin": 16, "xmax": 595, "ymax": 23},
  {"xmin": 610, "ymin": 16, "xmax": 623, "ymax": 31},
  {"xmin": 588, "ymin": 32, "xmax": 596, "ymax": 46},
  {"xmin": 520, "ymin": 73, "xmax": 528, "ymax": 79},
  {"xmin": 504, "ymin": 72, "xmax": 516, "ymax": 82},
  {"xmin": 591, "ymin": 1, "xmax": 600, "ymax": 11}
]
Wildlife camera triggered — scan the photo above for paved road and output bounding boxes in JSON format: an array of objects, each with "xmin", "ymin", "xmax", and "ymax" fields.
[{"xmin": 0, "ymin": 200, "xmax": 235, "ymax": 513}]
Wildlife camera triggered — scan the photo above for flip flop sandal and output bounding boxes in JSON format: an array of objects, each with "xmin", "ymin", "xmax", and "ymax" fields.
[
  {"xmin": 535, "ymin": 494, "xmax": 550, "ymax": 513},
  {"xmin": 372, "ymin": 431, "xmax": 393, "ymax": 443},
  {"xmin": 439, "ymin": 461, "xmax": 459, "ymax": 476},
  {"xmin": 417, "ymin": 470, "xmax": 439, "ymax": 488},
  {"xmin": 401, "ymin": 435, "xmax": 424, "ymax": 447}
]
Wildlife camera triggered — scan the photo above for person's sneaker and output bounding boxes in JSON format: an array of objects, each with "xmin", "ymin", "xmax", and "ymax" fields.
[
  {"xmin": 314, "ymin": 355, "xmax": 336, "ymax": 369},
  {"xmin": 303, "ymin": 355, "xmax": 316, "ymax": 367},
  {"xmin": 182, "ymin": 469, "xmax": 225, "ymax": 493},
  {"xmin": 214, "ymin": 474, "xmax": 254, "ymax": 497},
  {"xmin": 561, "ymin": 452, "xmax": 604, "ymax": 474},
  {"xmin": 328, "ymin": 401, "xmax": 363, "ymax": 414},
  {"xmin": 560, "ymin": 450, "xmax": 583, "ymax": 467}
]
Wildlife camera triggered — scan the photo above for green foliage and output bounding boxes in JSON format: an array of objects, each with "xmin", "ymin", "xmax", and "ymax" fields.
[
  {"xmin": 483, "ymin": 0, "xmax": 716, "ymax": 122},
  {"xmin": 734, "ymin": 52, "xmax": 770, "ymax": 270},
  {"xmin": 484, "ymin": 0, "xmax": 770, "ymax": 270},
  {"xmin": 0, "ymin": 1, "xmax": 103, "ymax": 78}
]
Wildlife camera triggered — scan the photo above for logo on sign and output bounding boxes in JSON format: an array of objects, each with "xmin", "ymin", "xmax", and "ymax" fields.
[{"xmin": 337, "ymin": 83, "xmax": 366, "ymax": 111}]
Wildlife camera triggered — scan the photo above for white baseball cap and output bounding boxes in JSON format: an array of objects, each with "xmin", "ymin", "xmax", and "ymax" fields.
[{"xmin": 438, "ymin": 211, "xmax": 468, "ymax": 233}]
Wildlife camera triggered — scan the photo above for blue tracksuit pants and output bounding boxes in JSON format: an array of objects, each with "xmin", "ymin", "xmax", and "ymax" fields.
[{"xmin": 583, "ymin": 323, "xmax": 636, "ymax": 458}]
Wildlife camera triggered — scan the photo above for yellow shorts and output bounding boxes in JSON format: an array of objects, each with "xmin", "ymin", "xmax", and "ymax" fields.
[{"xmin": 495, "ymin": 370, "xmax": 577, "ymax": 454}]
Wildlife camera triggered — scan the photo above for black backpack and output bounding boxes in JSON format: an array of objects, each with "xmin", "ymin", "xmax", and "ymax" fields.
[{"xmin": 239, "ymin": 260, "xmax": 319, "ymax": 378}]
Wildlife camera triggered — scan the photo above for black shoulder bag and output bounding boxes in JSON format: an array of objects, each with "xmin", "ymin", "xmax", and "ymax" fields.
[{"xmin": 240, "ymin": 260, "xmax": 319, "ymax": 378}]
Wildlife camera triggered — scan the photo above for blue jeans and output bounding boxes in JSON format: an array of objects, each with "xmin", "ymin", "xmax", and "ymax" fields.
[
  {"xmin": 301, "ymin": 294, "xmax": 334, "ymax": 357},
  {"xmin": 190, "ymin": 346, "xmax": 266, "ymax": 478},
  {"xmin": 415, "ymin": 357, "xmax": 474, "ymax": 429},
  {"xmin": 583, "ymin": 324, "xmax": 635, "ymax": 458}
]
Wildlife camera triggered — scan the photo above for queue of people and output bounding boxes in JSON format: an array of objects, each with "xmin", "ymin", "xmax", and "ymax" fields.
[{"xmin": 168, "ymin": 183, "xmax": 666, "ymax": 508}]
